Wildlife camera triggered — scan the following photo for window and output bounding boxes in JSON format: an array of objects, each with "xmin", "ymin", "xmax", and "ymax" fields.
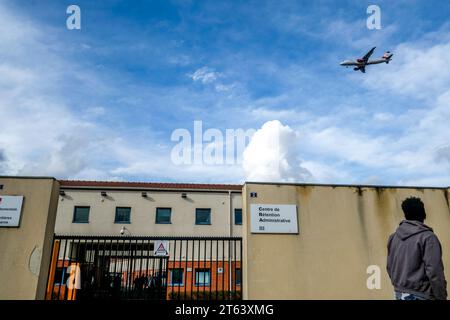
[
  {"xmin": 156, "ymin": 208, "xmax": 172, "ymax": 224},
  {"xmin": 73, "ymin": 206, "xmax": 90, "ymax": 223},
  {"xmin": 115, "ymin": 207, "xmax": 131, "ymax": 223},
  {"xmin": 170, "ymin": 268, "xmax": 184, "ymax": 286},
  {"xmin": 234, "ymin": 209, "xmax": 242, "ymax": 225},
  {"xmin": 195, "ymin": 269, "xmax": 210, "ymax": 286},
  {"xmin": 195, "ymin": 208, "xmax": 211, "ymax": 225},
  {"xmin": 235, "ymin": 268, "xmax": 241, "ymax": 286}
]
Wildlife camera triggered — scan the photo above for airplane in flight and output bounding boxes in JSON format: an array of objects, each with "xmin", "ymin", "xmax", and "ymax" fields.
[{"xmin": 340, "ymin": 47, "xmax": 393, "ymax": 73}]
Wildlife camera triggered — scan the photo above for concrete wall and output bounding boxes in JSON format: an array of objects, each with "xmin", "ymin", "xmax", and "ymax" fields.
[
  {"xmin": 56, "ymin": 188, "xmax": 242, "ymax": 237},
  {"xmin": 0, "ymin": 177, "xmax": 60, "ymax": 300},
  {"xmin": 243, "ymin": 183, "xmax": 450, "ymax": 300}
]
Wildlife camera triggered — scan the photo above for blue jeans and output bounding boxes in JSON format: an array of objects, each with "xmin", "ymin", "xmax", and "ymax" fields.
[{"xmin": 395, "ymin": 291, "xmax": 428, "ymax": 300}]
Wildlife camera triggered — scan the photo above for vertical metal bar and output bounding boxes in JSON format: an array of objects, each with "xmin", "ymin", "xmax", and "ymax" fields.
[
  {"xmin": 119, "ymin": 238, "xmax": 125, "ymax": 297},
  {"xmin": 240, "ymin": 238, "xmax": 242, "ymax": 299},
  {"xmin": 228, "ymin": 238, "xmax": 231, "ymax": 300},
  {"xmin": 178, "ymin": 239, "xmax": 183, "ymax": 299},
  {"xmin": 101, "ymin": 238, "xmax": 107, "ymax": 298},
  {"xmin": 196, "ymin": 239, "xmax": 200, "ymax": 300},
  {"xmin": 184, "ymin": 239, "xmax": 188, "ymax": 300},
  {"xmin": 222, "ymin": 239, "xmax": 225, "ymax": 300},
  {"xmin": 47, "ymin": 237, "xmax": 56, "ymax": 300},
  {"xmin": 57, "ymin": 239, "xmax": 68, "ymax": 300},
  {"xmin": 146, "ymin": 239, "xmax": 151, "ymax": 279},
  {"xmin": 215, "ymin": 240, "xmax": 219, "ymax": 300},
  {"xmin": 126, "ymin": 238, "xmax": 133, "ymax": 298},
  {"xmin": 73, "ymin": 238, "xmax": 82, "ymax": 300},
  {"xmin": 151, "ymin": 247, "xmax": 156, "ymax": 299},
  {"xmin": 172, "ymin": 239, "xmax": 177, "ymax": 300},
  {"xmin": 164, "ymin": 255, "xmax": 169, "ymax": 300},
  {"xmin": 85, "ymin": 238, "xmax": 93, "ymax": 300},
  {"xmin": 203, "ymin": 239, "xmax": 206, "ymax": 299},
  {"xmin": 190, "ymin": 238, "xmax": 194, "ymax": 299},
  {"xmin": 234, "ymin": 239, "xmax": 237, "ymax": 300},
  {"xmin": 209, "ymin": 239, "xmax": 212, "ymax": 300}
]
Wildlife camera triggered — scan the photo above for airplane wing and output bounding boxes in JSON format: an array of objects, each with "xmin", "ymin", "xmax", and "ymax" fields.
[{"xmin": 361, "ymin": 47, "xmax": 376, "ymax": 63}]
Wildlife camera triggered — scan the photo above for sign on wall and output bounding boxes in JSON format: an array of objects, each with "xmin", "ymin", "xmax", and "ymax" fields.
[
  {"xmin": 0, "ymin": 195, "xmax": 24, "ymax": 227},
  {"xmin": 250, "ymin": 204, "xmax": 298, "ymax": 234}
]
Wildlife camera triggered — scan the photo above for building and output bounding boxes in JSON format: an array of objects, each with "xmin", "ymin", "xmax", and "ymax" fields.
[
  {"xmin": 0, "ymin": 176, "xmax": 60, "ymax": 300},
  {"xmin": 55, "ymin": 180, "xmax": 243, "ymax": 237},
  {"xmin": 2, "ymin": 176, "xmax": 450, "ymax": 300},
  {"xmin": 50, "ymin": 180, "xmax": 243, "ymax": 300}
]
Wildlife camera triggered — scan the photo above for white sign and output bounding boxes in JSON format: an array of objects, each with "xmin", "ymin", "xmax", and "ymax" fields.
[
  {"xmin": 154, "ymin": 240, "xmax": 169, "ymax": 256},
  {"xmin": 250, "ymin": 204, "xmax": 298, "ymax": 234},
  {"xmin": 0, "ymin": 196, "xmax": 24, "ymax": 227}
]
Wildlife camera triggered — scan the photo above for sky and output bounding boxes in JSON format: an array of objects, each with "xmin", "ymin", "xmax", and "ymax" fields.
[{"xmin": 0, "ymin": 0, "xmax": 449, "ymax": 186}]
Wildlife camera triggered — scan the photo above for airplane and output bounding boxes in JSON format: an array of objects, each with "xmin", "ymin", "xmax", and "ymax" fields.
[{"xmin": 340, "ymin": 47, "xmax": 393, "ymax": 73}]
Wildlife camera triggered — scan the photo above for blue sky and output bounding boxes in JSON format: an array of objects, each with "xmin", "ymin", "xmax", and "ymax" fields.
[{"xmin": 0, "ymin": 0, "xmax": 450, "ymax": 186}]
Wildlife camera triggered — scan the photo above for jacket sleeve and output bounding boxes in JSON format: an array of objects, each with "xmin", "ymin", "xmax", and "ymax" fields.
[{"xmin": 423, "ymin": 234, "xmax": 448, "ymax": 300}]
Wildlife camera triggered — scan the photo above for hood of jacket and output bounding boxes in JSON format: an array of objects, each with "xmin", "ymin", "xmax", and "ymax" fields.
[{"xmin": 395, "ymin": 220, "xmax": 433, "ymax": 241}]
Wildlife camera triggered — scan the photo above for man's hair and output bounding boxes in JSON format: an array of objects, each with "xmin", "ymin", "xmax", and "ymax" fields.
[{"xmin": 401, "ymin": 197, "xmax": 426, "ymax": 221}]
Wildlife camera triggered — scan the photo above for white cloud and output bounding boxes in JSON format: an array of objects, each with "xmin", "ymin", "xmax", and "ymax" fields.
[
  {"xmin": 363, "ymin": 38, "xmax": 450, "ymax": 99},
  {"xmin": 242, "ymin": 120, "xmax": 312, "ymax": 182},
  {"xmin": 189, "ymin": 67, "xmax": 220, "ymax": 84}
]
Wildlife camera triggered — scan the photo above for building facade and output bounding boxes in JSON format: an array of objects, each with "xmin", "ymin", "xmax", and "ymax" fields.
[
  {"xmin": 0, "ymin": 176, "xmax": 60, "ymax": 300},
  {"xmin": 55, "ymin": 180, "xmax": 243, "ymax": 237},
  {"xmin": 50, "ymin": 180, "xmax": 243, "ymax": 300}
]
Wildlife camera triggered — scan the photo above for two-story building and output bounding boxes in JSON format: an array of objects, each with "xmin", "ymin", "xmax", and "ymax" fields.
[{"xmin": 50, "ymin": 180, "xmax": 243, "ymax": 300}]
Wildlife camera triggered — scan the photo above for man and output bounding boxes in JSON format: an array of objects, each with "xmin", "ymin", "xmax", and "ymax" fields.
[{"xmin": 387, "ymin": 197, "xmax": 447, "ymax": 300}]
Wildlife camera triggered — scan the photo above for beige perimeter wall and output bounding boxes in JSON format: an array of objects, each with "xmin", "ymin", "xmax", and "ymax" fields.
[
  {"xmin": 243, "ymin": 183, "xmax": 450, "ymax": 300},
  {"xmin": 0, "ymin": 177, "xmax": 60, "ymax": 300}
]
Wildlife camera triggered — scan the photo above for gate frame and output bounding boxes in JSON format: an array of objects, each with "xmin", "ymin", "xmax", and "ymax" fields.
[{"xmin": 46, "ymin": 234, "xmax": 243, "ymax": 301}]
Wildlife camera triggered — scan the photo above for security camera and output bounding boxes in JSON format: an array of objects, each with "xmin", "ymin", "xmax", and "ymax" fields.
[{"xmin": 120, "ymin": 226, "xmax": 130, "ymax": 236}]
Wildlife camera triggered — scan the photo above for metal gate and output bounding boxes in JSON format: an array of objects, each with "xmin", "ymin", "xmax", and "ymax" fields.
[{"xmin": 46, "ymin": 235, "xmax": 242, "ymax": 300}]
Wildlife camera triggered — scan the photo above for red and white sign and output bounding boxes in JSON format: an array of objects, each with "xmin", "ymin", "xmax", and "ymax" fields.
[
  {"xmin": 154, "ymin": 240, "xmax": 169, "ymax": 256},
  {"xmin": 0, "ymin": 195, "xmax": 24, "ymax": 227}
]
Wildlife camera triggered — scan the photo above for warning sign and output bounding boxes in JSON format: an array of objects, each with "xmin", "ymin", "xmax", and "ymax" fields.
[{"xmin": 154, "ymin": 240, "xmax": 169, "ymax": 256}]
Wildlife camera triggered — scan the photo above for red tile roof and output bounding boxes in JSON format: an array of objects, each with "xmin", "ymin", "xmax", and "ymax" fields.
[{"xmin": 59, "ymin": 180, "xmax": 242, "ymax": 191}]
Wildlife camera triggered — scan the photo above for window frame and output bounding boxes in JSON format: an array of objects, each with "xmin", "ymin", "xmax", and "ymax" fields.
[
  {"xmin": 114, "ymin": 206, "xmax": 131, "ymax": 224},
  {"xmin": 195, "ymin": 208, "xmax": 211, "ymax": 225},
  {"xmin": 72, "ymin": 206, "xmax": 90, "ymax": 223},
  {"xmin": 234, "ymin": 208, "xmax": 242, "ymax": 225},
  {"xmin": 195, "ymin": 268, "xmax": 211, "ymax": 286},
  {"xmin": 235, "ymin": 268, "xmax": 242, "ymax": 286},
  {"xmin": 155, "ymin": 207, "xmax": 172, "ymax": 224},
  {"xmin": 169, "ymin": 268, "xmax": 184, "ymax": 286}
]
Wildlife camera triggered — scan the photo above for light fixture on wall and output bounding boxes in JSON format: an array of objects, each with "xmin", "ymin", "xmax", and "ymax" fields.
[
  {"xmin": 59, "ymin": 190, "xmax": 66, "ymax": 197},
  {"xmin": 141, "ymin": 192, "xmax": 147, "ymax": 198},
  {"xmin": 250, "ymin": 192, "xmax": 258, "ymax": 198},
  {"xmin": 101, "ymin": 191, "xmax": 107, "ymax": 197},
  {"xmin": 181, "ymin": 193, "xmax": 187, "ymax": 199}
]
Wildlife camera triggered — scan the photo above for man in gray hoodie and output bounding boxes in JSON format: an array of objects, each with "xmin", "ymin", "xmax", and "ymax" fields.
[{"xmin": 387, "ymin": 197, "xmax": 447, "ymax": 300}]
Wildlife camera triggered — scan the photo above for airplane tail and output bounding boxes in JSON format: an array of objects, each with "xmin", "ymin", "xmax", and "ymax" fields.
[{"xmin": 382, "ymin": 51, "xmax": 394, "ymax": 63}]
